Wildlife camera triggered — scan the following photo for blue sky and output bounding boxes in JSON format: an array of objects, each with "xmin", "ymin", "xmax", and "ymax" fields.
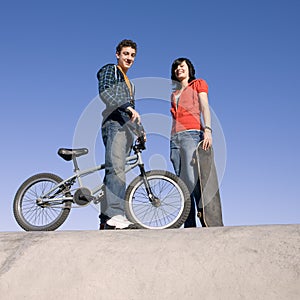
[{"xmin": 1, "ymin": 0, "xmax": 299, "ymax": 231}]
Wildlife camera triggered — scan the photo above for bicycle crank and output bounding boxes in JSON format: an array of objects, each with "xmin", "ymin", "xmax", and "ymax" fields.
[{"xmin": 74, "ymin": 187, "xmax": 94, "ymax": 206}]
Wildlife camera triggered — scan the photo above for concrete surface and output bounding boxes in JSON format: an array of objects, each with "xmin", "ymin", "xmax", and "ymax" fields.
[{"xmin": 0, "ymin": 224, "xmax": 299, "ymax": 300}]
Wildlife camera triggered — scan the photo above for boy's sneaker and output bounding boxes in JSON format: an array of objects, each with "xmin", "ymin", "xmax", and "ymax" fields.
[
  {"xmin": 99, "ymin": 213, "xmax": 109, "ymax": 230},
  {"xmin": 105, "ymin": 215, "xmax": 138, "ymax": 230}
]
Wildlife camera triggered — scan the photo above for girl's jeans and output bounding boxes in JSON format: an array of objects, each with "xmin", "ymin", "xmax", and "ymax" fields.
[{"xmin": 170, "ymin": 130, "xmax": 204, "ymax": 227}]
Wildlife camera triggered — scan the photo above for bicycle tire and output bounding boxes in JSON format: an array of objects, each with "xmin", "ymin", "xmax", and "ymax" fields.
[
  {"xmin": 13, "ymin": 173, "xmax": 72, "ymax": 231},
  {"xmin": 125, "ymin": 170, "xmax": 191, "ymax": 229}
]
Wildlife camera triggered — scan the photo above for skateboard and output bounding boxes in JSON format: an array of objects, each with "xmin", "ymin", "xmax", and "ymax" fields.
[{"xmin": 195, "ymin": 141, "xmax": 224, "ymax": 227}]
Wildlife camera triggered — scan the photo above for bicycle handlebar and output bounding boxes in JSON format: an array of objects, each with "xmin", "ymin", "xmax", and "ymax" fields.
[{"xmin": 132, "ymin": 124, "xmax": 146, "ymax": 150}]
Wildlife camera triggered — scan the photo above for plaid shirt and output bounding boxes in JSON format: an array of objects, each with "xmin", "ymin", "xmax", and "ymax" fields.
[{"xmin": 97, "ymin": 64, "xmax": 135, "ymax": 120}]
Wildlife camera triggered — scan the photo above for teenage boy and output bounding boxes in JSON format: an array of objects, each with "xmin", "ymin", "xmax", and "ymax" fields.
[{"xmin": 97, "ymin": 39, "xmax": 141, "ymax": 229}]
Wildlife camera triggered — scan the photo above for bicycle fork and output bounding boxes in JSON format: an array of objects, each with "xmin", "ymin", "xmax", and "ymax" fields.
[{"xmin": 138, "ymin": 163, "xmax": 161, "ymax": 207}]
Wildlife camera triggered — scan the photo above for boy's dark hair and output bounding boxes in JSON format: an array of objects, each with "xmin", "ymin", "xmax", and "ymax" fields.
[
  {"xmin": 171, "ymin": 57, "xmax": 196, "ymax": 83},
  {"xmin": 116, "ymin": 39, "xmax": 137, "ymax": 54}
]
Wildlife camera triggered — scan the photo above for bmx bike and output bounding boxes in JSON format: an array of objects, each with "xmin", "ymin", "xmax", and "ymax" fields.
[{"xmin": 13, "ymin": 128, "xmax": 191, "ymax": 231}]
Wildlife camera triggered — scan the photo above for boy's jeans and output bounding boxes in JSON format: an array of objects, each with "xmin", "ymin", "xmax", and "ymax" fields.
[
  {"xmin": 101, "ymin": 119, "xmax": 133, "ymax": 218},
  {"xmin": 170, "ymin": 130, "xmax": 203, "ymax": 227}
]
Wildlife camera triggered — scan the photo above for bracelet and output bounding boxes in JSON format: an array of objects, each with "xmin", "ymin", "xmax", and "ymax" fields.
[{"xmin": 204, "ymin": 126, "xmax": 212, "ymax": 132}]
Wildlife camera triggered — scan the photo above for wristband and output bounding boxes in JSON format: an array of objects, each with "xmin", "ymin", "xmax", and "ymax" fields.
[{"xmin": 204, "ymin": 126, "xmax": 212, "ymax": 132}]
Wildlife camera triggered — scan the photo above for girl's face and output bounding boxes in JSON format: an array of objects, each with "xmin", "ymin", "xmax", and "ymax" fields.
[{"xmin": 174, "ymin": 61, "xmax": 189, "ymax": 82}]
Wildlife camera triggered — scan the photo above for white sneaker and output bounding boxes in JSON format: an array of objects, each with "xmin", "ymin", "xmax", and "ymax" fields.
[{"xmin": 106, "ymin": 215, "xmax": 136, "ymax": 229}]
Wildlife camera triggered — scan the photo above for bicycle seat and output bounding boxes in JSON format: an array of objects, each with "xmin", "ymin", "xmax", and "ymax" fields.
[{"xmin": 57, "ymin": 148, "xmax": 88, "ymax": 161}]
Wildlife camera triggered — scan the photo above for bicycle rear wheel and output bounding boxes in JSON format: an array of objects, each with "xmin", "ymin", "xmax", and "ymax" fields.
[
  {"xmin": 13, "ymin": 173, "xmax": 72, "ymax": 231},
  {"xmin": 125, "ymin": 170, "xmax": 191, "ymax": 229}
]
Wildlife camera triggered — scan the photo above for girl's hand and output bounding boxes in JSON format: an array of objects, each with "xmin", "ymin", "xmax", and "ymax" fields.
[{"xmin": 202, "ymin": 130, "xmax": 212, "ymax": 151}]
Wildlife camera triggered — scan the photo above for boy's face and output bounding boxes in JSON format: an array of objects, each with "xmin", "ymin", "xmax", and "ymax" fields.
[{"xmin": 116, "ymin": 46, "xmax": 136, "ymax": 72}]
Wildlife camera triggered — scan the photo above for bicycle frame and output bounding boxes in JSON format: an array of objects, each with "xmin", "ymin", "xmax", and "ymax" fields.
[{"xmin": 38, "ymin": 151, "xmax": 145, "ymax": 206}]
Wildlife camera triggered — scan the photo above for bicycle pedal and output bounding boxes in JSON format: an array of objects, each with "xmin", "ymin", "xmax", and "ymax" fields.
[{"xmin": 93, "ymin": 191, "xmax": 105, "ymax": 204}]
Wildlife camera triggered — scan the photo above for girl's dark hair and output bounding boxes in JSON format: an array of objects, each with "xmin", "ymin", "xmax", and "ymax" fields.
[
  {"xmin": 116, "ymin": 39, "xmax": 137, "ymax": 54},
  {"xmin": 171, "ymin": 58, "xmax": 196, "ymax": 89}
]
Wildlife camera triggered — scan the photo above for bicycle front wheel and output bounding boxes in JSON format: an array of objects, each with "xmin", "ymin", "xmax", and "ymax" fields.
[
  {"xmin": 125, "ymin": 170, "xmax": 191, "ymax": 229},
  {"xmin": 13, "ymin": 173, "xmax": 72, "ymax": 231}
]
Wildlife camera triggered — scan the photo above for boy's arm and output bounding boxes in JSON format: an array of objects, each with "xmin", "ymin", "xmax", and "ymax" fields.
[{"xmin": 97, "ymin": 65, "xmax": 132, "ymax": 111}]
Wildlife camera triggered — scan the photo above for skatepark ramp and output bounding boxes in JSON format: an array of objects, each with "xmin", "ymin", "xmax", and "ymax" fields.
[{"xmin": 0, "ymin": 224, "xmax": 299, "ymax": 299}]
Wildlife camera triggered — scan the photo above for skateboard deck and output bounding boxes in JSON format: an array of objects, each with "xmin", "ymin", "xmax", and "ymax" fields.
[{"xmin": 195, "ymin": 141, "xmax": 224, "ymax": 227}]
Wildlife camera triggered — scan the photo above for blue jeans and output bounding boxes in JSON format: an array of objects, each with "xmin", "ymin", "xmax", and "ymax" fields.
[
  {"xmin": 170, "ymin": 130, "xmax": 204, "ymax": 227},
  {"xmin": 101, "ymin": 119, "xmax": 133, "ymax": 218}
]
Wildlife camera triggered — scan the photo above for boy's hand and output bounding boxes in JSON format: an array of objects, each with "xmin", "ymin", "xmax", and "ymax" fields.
[{"xmin": 126, "ymin": 107, "xmax": 141, "ymax": 124}]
